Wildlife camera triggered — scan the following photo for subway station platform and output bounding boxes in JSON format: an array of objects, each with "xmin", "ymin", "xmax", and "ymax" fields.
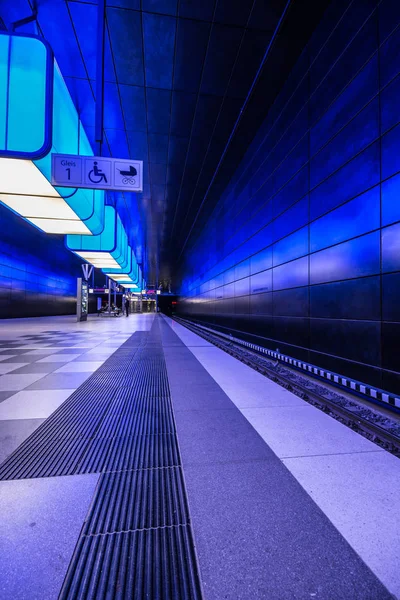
[{"xmin": 0, "ymin": 314, "xmax": 399, "ymax": 599}]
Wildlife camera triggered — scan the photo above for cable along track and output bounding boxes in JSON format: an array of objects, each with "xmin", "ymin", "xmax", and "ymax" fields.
[{"xmin": 173, "ymin": 317, "xmax": 400, "ymax": 458}]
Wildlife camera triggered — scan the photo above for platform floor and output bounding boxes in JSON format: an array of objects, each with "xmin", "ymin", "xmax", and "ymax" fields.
[{"xmin": 0, "ymin": 313, "xmax": 398, "ymax": 599}]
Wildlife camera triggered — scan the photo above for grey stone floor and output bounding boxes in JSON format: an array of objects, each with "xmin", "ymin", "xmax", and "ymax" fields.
[
  {"xmin": 159, "ymin": 317, "xmax": 394, "ymax": 600},
  {"xmin": 0, "ymin": 314, "xmax": 396, "ymax": 599},
  {"xmin": 0, "ymin": 314, "xmax": 154, "ymax": 598}
]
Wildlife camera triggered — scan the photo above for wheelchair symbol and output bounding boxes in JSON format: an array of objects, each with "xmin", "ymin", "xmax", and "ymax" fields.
[
  {"xmin": 117, "ymin": 165, "xmax": 137, "ymax": 186},
  {"xmin": 88, "ymin": 161, "xmax": 108, "ymax": 184}
]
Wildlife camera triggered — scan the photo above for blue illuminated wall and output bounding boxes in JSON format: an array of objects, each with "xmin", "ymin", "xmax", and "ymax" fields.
[
  {"xmin": 179, "ymin": 0, "xmax": 400, "ymax": 394},
  {"xmin": 0, "ymin": 203, "xmax": 82, "ymax": 318}
]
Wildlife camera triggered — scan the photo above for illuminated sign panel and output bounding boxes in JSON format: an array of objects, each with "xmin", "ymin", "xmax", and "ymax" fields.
[{"xmin": 52, "ymin": 153, "xmax": 143, "ymax": 193}]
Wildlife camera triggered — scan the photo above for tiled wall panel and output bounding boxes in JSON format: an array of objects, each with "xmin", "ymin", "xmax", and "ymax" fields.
[
  {"xmin": 0, "ymin": 205, "xmax": 81, "ymax": 318},
  {"xmin": 179, "ymin": 0, "xmax": 400, "ymax": 394}
]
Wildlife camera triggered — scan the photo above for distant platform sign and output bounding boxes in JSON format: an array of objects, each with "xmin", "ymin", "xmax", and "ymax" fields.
[{"xmin": 51, "ymin": 153, "xmax": 143, "ymax": 192}]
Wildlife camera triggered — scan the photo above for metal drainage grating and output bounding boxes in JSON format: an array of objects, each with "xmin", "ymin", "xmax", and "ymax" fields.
[
  {"xmin": 83, "ymin": 467, "xmax": 189, "ymax": 535},
  {"xmin": 0, "ymin": 435, "xmax": 88, "ymax": 479},
  {"xmin": 59, "ymin": 526, "xmax": 202, "ymax": 600},
  {"xmin": 108, "ymin": 386, "xmax": 173, "ymax": 413},
  {"xmin": 60, "ymin": 319, "xmax": 203, "ymax": 599},
  {"xmin": 75, "ymin": 433, "xmax": 181, "ymax": 474},
  {"xmin": 0, "ymin": 319, "xmax": 204, "ymax": 598},
  {"xmin": 95, "ymin": 406, "xmax": 176, "ymax": 438},
  {"xmin": 0, "ymin": 333, "xmax": 151, "ymax": 480}
]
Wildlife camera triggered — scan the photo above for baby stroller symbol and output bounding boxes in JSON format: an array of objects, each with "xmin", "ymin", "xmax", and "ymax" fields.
[{"xmin": 117, "ymin": 165, "xmax": 137, "ymax": 185}]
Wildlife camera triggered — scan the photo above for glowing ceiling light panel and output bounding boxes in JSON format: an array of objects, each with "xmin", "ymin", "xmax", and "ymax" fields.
[
  {"xmin": 106, "ymin": 274, "xmax": 134, "ymax": 282},
  {"xmin": 0, "ymin": 32, "xmax": 104, "ymax": 235},
  {"xmin": 66, "ymin": 205, "xmax": 130, "ymax": 270},
  {"xmin": 103, "ymin": 246, "xmax": 135, "ymax": 276},
  {"xmin": 107, "ymin": 265, "xmax": 143, "ymax": 290},
  {"xmin": 103, "ymin": 248, "xmax": 141, "ymax": 286},
  {"xmin": 74, "ymin": 252, "xmax": 120, "ymax": 269}
]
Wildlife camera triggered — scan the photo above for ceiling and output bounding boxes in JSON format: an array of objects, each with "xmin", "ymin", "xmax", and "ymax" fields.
[{"xmin": 0, "ymin": 0, "xmax": 331, "ymax": 287}]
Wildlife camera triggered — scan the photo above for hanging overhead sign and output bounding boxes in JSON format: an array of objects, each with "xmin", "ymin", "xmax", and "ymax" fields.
[{"xmin": 51, "ymin": 153, "xmax": 143, "ymax": 192}]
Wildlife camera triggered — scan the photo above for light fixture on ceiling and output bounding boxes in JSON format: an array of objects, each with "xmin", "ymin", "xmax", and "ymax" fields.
[
  {"xmin": 122, "ymin": 284, "xmax": 140, "ymax": 290},
  {"xmin": 66, "ymin": 205, "xmax": 130, "ymax": 270},
  {"xmin": 115, "ymin": 266, "xmax": 143, "ymax": 290},
  {"xmin": 103, "ymin": 248, "xmax": 141, "ymax": 287},
  {"xmin": 0, "ymin": 32, "xmax": 104, "ymax": 235}
]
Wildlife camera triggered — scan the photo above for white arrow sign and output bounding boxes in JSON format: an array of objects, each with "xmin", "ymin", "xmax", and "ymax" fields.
[{"xmin": 51, "ymin": 153, "xmax": 143, "ymax": 193}]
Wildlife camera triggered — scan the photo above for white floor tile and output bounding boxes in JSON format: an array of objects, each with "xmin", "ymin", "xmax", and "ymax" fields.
[
  {"xmin": 219, "ymin": 381, "xmax": 305, "ymax": 409},
  {"xmin": 23, "ymin": 350, "xmax": 59, "ymax": 356},
  {"xmin": 0, "ymin": 373, "xmax": 46, "ymax": 392},
  {"xmin": 16, "ymin": 345, "xmax": 56, "ymax": 350},
  {"xmin": 69, "ymin": 344, "xmax": 100, "ymax": 349},
  {"xmin": 37, "ymin": 354, "xmax": 82, "ymax": 363},
  {"xmin": 0, "ymin": 363, "xmax": 29, "ymax": 375},
  {"xmin": 241, "ymin": 404, "xmax": 383, "ymax": 458},
  {"xmin": 162, "ymin": 317, "xmax": 213, "ymax": 344},
  {"xmin": 0, "ymin": 355, "xmax": 17, "ymax": 362},
  {"xmin": 0, "ymin": 389, "xmax": 72, "ymax": 420},
  {"xmin": 27, "ymin": 372, "xmax": 90, "ymax": 390},
  {"xmin": 191, "ymin": 349, "xmax": 266, "ymax": 384},
  {"xmin": 54, "ymin": 361, "xmax": 104, "ymax": 373},
  {"xmin": 84, "ymin": 348, "xmax": 116, "ymax": 356},
  {"xmin": 16, "ymin": 344, "xmax": 53, "ymax": 349},
  {"xmin": 283, "ymin": 452, "xmax": 400, "ymax": 598}
]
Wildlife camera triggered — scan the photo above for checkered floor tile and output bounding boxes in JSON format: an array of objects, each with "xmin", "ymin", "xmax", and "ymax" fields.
[{"xmin": 0, "ymin": 314, "xmax": 154, "ymax": 425}]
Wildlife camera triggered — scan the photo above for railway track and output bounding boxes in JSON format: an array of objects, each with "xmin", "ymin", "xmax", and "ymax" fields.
[{"xmin": 173, "ymin": 317, "xmax": 400, "ymax": 458}]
